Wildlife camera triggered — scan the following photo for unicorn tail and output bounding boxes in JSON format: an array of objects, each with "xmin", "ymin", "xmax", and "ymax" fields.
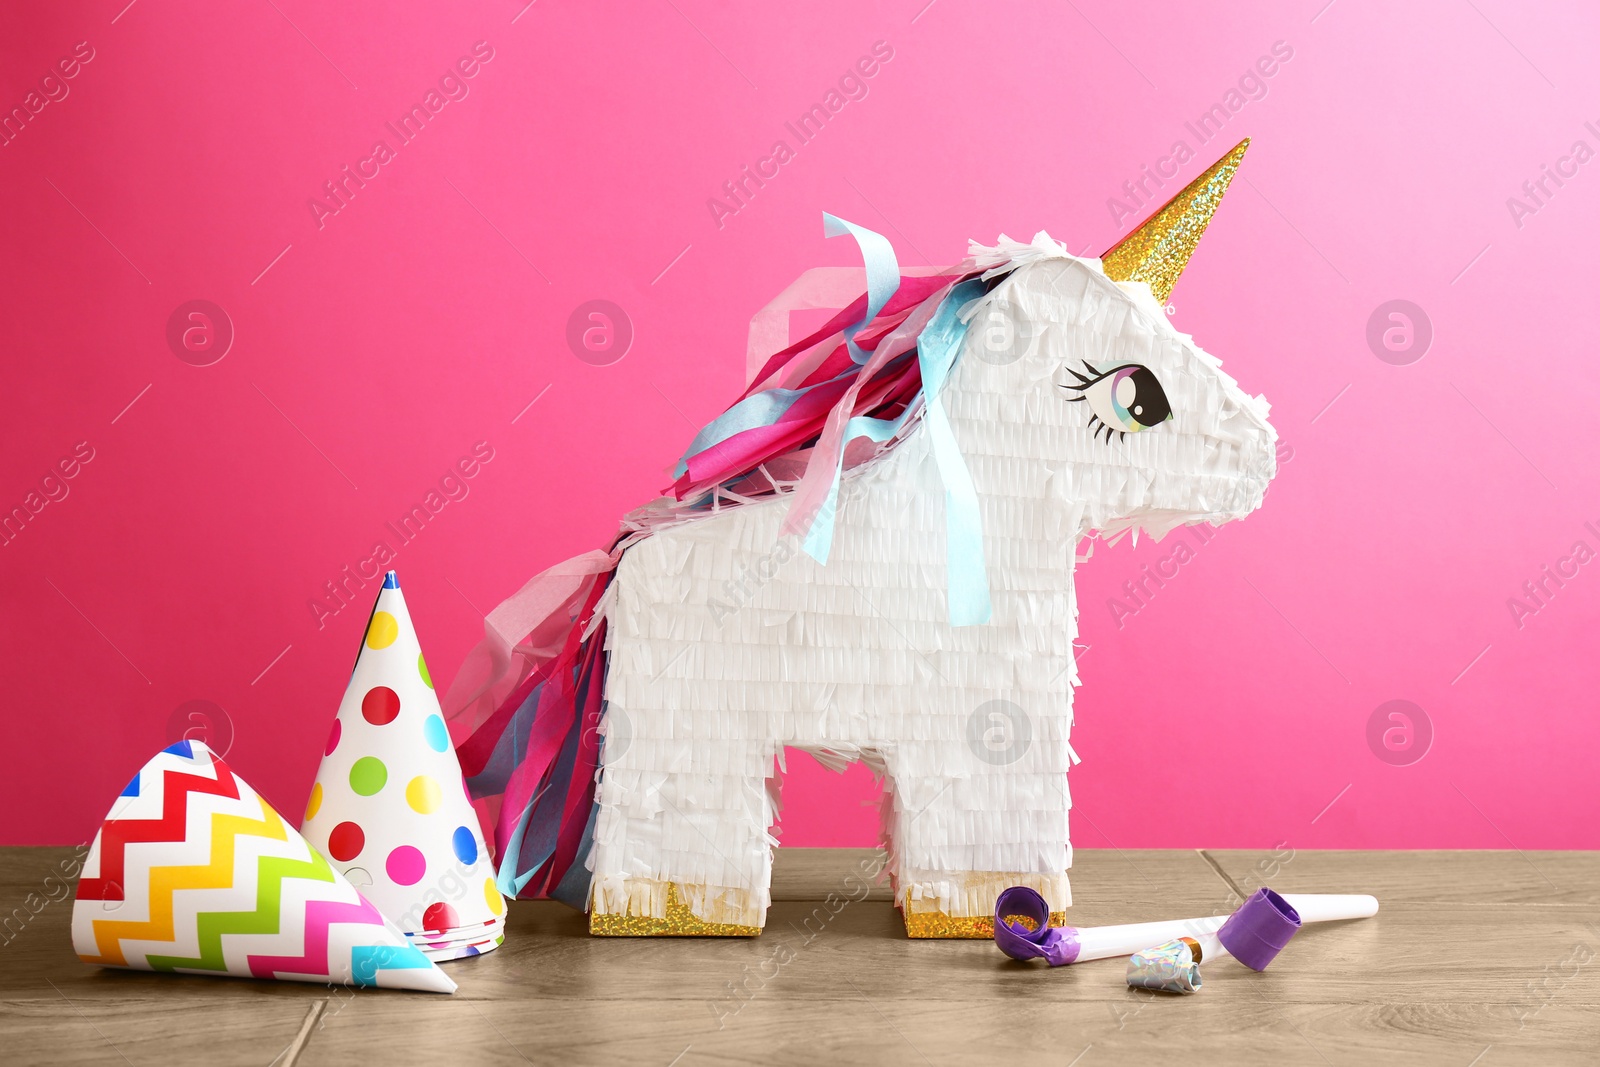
[{"xmin": 444, "ymin": 548, "xmax": 619, "ymax": 903}]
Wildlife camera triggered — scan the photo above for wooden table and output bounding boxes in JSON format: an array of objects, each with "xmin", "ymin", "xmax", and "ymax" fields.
[{"xmin": 3, "ymin": 847, "xmax": 1596, "ymax": 1065}]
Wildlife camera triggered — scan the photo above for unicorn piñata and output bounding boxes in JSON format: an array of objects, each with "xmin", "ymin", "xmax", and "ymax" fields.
[{"xmin": 446, "ymin": 139, "xmax": 1276, "ymax": 937}]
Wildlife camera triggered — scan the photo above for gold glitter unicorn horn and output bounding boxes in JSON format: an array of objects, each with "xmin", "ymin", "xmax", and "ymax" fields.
[{"xmin": 1099, "ymin": 137, "xmax": 1249, "ymax": 304}]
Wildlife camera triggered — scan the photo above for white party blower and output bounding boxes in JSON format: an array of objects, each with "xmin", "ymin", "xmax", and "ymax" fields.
[{"xmin": 994, "ymin": 886, "xmax": 1378, "ymax": 970}]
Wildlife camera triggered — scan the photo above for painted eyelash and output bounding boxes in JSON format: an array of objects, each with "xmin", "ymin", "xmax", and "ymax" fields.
[
  {"xmin": 1060, "ymin": 362, "xmax": 1122, "ymax": 443},
  {"xmin": 1060, "ymin": 361, "xmax": 1173, "ymax": 444}
]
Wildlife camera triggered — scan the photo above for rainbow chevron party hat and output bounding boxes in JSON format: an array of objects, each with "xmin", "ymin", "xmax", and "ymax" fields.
[
  {"xmin": 71, "ymin": 740, "xmax": 455, "ymax": 993},
  {"xmin": 302, "ymin": 571, "xmax": 504, "ymax": 953}
]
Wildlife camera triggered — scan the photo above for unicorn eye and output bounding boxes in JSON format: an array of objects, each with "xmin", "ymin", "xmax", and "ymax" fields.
[{"xmin": 1060, "ymin": 362, "xmax": 1172, "ymax": 443}]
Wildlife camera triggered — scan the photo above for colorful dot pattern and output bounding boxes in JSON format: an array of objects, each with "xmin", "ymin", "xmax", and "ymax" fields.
[
  {"xmin": 422, "ymin": 901, "xmax": 459, "ymax": 932},
  {"xmin": 486, "ymin": 878, "xmax": 505, "ymax": 916},
  {"xmin": 307, "ymin": 584, "xmax": 499, "ymax": 945},
  {"xmin": 349, "ymin": 757, "xmax": 387, "ymax": 796},
  {"xmin": 387, "ymin": 845, "xmax": 426, "ymax": 886},
  {"xmin": 328, "ymin": 821, "xmax": 365, "ymax": 862},
  {"xmin": 362, "ymin": 686, "xmax": 400, "ymax": 725},
  {"xmin": 366, "ymin": 611, "xmax": 399, "ymax": 649},
  {"xmin": 406, "ymin": 775, "xmax": 441, "ymax": 814},
  {"xmin": 452, "ymin": 826, "xmax": 478, "ymax": 865},
  {"xmin": 424, "ymin": 715, "xmax": 449, "ymax": 753}
]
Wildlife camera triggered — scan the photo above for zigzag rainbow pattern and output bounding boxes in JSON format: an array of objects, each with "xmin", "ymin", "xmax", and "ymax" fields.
[{"xmin": 71, "ymin": 741, "xmax": 453, "ymax": 993}]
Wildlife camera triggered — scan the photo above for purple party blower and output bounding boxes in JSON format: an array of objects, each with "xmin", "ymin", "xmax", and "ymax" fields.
[{"xmin": 994, "ymin": 886, "xmax": 1377, "ymax": 969}]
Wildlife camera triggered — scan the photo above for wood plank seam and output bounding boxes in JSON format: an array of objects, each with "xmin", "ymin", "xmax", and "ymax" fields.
[
  {"xmin": 270, "ymin": 1000, "xmax": 325, "ymax": 1067},
  {"xmin": 1197, "ymin": 849, "xmax": 1247, "ymax": 901},
  {"xmin": 45, "ymin": 977, "xmax": 136, "ymax": 1065}
]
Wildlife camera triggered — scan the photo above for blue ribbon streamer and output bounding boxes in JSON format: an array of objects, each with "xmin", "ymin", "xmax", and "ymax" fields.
[
  {"xmin": 913, "ymin": 279, "xmax": 992, "ymax": 626},
  {"xmin": 667, "ymin": 211, "xmax": 993, "ymax": 627},
  {"xmin": 802, "ymin": 276, "xmax": 992, "ymax": 626},
  {"xmin": 800, "ymin": 412, "xmax": 904, "ymax": 563},
  {"xmin": 671, "ymin": 387, "xmax": 807, "ymax": 479},
  {"xmin": 672, "ymin": 213, "xmax": 900, "ymax": 478},
  {"xmin": 549, "ymin": 793, "xmax": 599, "ymax": 911},
  {"xmin": 796, "ymin": 212, "xmax": 902, "ymax": 563},
  {"xmin": 496, "ymin": 803, "xmax": 536, "ymax": 896},
  {"xmin": 491, "ymin": 685, "xmax": 543, "ymax": 897},
  {"xmin": 823, "ymin": 212, "xmax": 899, "ymax": 365}
]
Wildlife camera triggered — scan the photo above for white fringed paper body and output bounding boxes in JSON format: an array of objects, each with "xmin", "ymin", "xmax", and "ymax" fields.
[{"xmin": 591, "ymin": 243, "xmax": 1277, "ymax": 933}]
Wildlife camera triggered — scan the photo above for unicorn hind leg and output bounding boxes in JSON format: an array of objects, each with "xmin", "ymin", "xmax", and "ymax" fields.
[{"xmin": 588, "ymin": 728, "xmax": 775, "ymax": 936}]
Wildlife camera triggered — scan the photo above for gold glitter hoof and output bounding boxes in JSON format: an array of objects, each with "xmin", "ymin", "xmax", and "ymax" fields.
[
  {"xmin": 898, "ymin": 874, "xmax": 1070, "ymax": 938},
  {"xmin": 589, "ymin": 882, "xmax": 762, "ymax": 937},
  {"xmin": 901, "ymin": 907, "xmax": 1068, "ymax": 939}
]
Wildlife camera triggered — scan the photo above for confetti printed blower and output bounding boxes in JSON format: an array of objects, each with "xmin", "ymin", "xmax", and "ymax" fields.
[{"xmin": 993, "ymin": 886, "xmax": 1378, "ymax": 972}]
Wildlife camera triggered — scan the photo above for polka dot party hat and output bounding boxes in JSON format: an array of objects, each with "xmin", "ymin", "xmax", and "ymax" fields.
[
  {"xmin": 73, "ymin": 740, "xmax": 455, "ymax": 993},
  {"xmin": 302, "ymin": 572, "xmax": 505, "ymax": 955}
]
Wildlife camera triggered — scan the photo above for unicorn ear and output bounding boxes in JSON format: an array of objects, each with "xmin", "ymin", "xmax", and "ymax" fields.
[{"xmin": 1099, "ymin": 138, "xmax": 1249, "ymax": 304}]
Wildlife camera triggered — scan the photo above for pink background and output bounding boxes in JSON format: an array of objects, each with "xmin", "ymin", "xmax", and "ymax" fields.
[{"xmin": 5, "ymin": 0, "xmax": 1597, "ymax": 852}]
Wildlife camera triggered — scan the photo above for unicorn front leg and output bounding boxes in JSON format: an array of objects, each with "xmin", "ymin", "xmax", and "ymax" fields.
[{"xmin": 884, "ymin": 721, "xmax": 1074, "ymax": 937}]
